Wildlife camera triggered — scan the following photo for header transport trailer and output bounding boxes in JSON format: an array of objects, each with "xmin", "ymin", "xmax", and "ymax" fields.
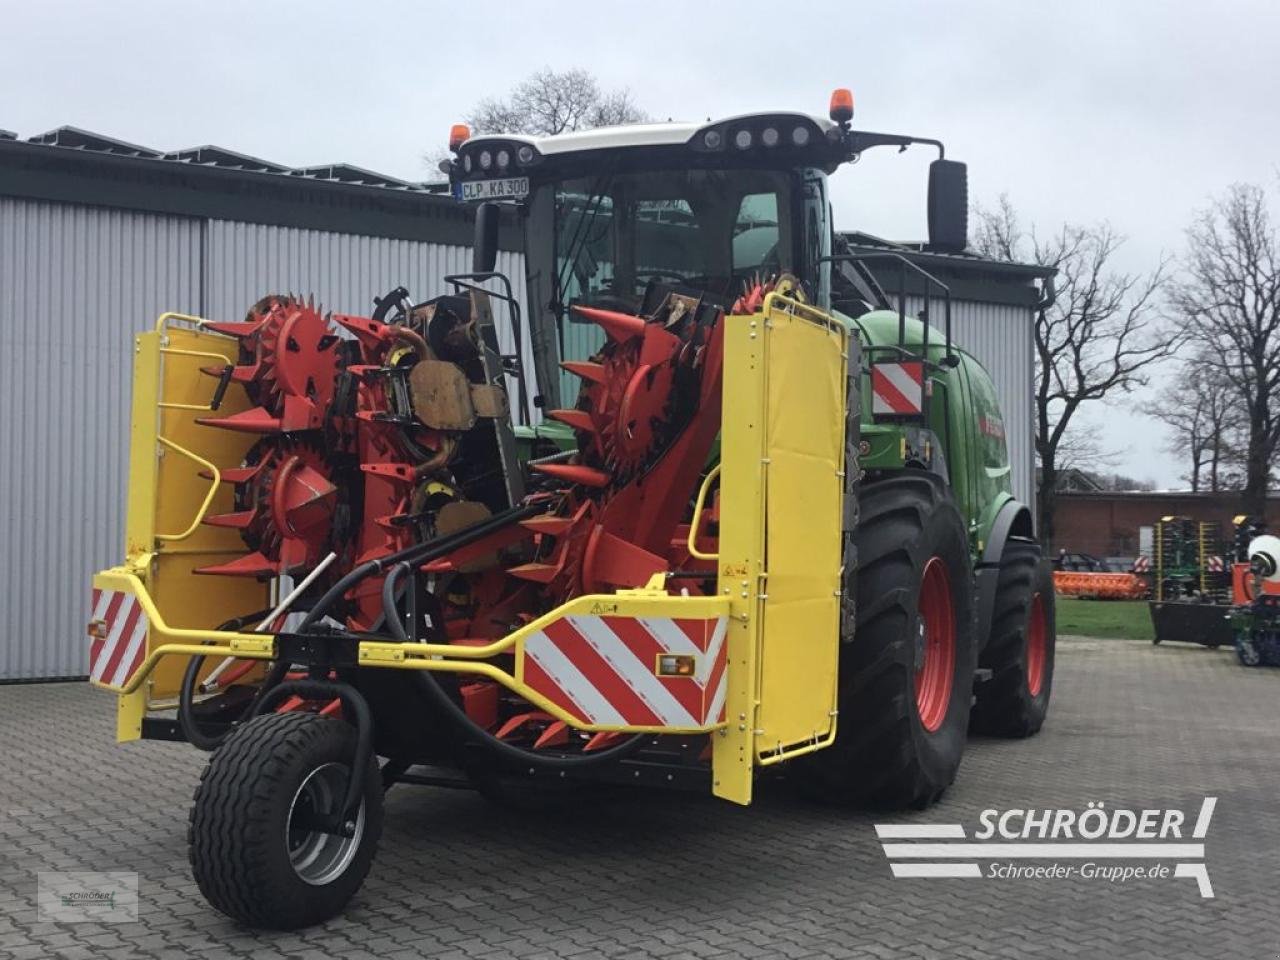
[{"xmin": 89, "ymin": 89, "xmax": 1055, "ymax": 928}]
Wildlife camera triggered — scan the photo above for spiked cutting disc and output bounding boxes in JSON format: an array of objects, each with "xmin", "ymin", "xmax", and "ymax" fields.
[
  {"xmin": 198, "ymin": 437, "xmax": 341, "ymax": 578},
  {"xmin": 199, "ymin": 297, "xmax": 341, "ymax": 434},
  {"xmin": 520, "ymin": 293, "xmax": 726, "ymax": 601}
]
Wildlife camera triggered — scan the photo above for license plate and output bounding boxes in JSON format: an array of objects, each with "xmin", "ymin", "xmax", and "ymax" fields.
[{"xmin": 458, "ymin": 177, "xmax": 529, "ymax": 202}]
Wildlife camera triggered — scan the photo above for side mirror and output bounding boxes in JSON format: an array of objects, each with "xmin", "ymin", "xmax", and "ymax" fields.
[
  {"xmin": 927, "ymin": 159, "xmax": 968, "ymax": 252},
  {"xmin": 472, "ymin": 201, "xmax": 500, "ymax": 273}
]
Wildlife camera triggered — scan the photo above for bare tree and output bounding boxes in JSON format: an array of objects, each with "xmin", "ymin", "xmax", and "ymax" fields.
[
  {"xmin": 974, "ymin": 196, "xmax": 1184, "ymax": 548},
  {"xmin": 1170, "ymin": 183, "xmax": 1280, "ymax": 513},
  {"xmin": 1144, "ymin": 355, "xmax": 1242, "ymax": 492},
  {"xmin": 467, "ymin": 68, "xmax": 648, "ymax": 137}
]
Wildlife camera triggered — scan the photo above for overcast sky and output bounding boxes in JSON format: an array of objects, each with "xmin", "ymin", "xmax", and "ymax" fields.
[{"xmin": 5, "ymin": 0, "xmax": 1279, "ymax": 487}]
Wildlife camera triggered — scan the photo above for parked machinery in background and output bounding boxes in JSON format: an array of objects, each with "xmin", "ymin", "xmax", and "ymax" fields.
[
  {"xmin": 1148, "ymin": 516, "xmax": 1233, "ymax": 646},
  {"xmin": 1227, "ymin": 517, "xmax": 1280, "ymax": 666},
  {"xmin": 1052, "ymin": 551, "xmax": 1147, "ymax": 600}
]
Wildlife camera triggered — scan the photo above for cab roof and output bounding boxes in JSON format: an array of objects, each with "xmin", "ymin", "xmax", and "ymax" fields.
[{"xmin": 461, "ymin": 112, "xmax": 837, "ymax": 156}]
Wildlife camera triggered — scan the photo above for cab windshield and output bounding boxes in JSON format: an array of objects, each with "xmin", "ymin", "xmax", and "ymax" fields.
[{"xmin": 547, "ymin": 168, "xmax": 796, "ymax": 311}]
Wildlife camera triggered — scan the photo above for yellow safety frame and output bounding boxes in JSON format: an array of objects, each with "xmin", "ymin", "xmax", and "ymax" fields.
[
  {"xmin": 94, "ymin": 564, "xmax": 729, "ymax": 737},
  {"xmin": 96, "ymin": 301, "xmax": 850, "ymax": 806}
]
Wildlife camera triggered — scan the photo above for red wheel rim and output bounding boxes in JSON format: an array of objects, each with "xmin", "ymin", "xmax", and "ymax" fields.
[
  {"xmin": 1026, "ymin": 593, "xmax": 1047, "ymax": 697},
  {"xmin": 915, "ymin": 557, "xmax": 956, "ymax": 733}
]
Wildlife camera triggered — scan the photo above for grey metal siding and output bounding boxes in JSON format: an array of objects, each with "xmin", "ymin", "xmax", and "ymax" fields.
[
  {"xmin": 0, "ymin": 198, "xmax": 202, "ymax": 680},
  {"xmin": 907, "ymin": 295, "xmax": 1036, "ymax": 508}
]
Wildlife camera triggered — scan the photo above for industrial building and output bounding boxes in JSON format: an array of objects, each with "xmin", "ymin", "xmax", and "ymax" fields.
[{"xmin": 0, "ymin": 126, "xmax": 1050, "ymax": 679}]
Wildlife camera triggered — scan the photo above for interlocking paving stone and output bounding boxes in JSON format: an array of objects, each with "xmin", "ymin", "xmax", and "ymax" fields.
[{"xmin": 1, "ymin": 636, "xmax": 1277, "ymax": 958}]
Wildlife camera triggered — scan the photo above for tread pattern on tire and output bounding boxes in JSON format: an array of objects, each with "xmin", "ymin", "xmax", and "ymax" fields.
[
  {"xmin": 971, "ymin": 538, "xmax": 1054, "ymax": 737},
  {"xmin": 188, "ymin": 711, "xmax": 382, "ymax": 930},
  {"xmin": 802, "ymin": 472, "xmax": 975, "ymax": 809}
]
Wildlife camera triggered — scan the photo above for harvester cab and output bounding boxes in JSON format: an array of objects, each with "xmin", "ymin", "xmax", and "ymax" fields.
[{"xmin": 89, "ymin": 89, "xmax": 1055, "ymax": 929}]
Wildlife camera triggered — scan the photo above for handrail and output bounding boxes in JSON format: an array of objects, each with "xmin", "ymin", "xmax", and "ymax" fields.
[
  {"xmin": 154, "ymin": 311, "xmax": 211, "ymax": 333},
  {"xmin": 687, "ymin": 465, "xmax": 721, "ymax": 560},
  {"xmin": 154, "ymin": 436, "xmax": 221, "ymax": 542},
  {"xmin": 820, "ymin": 252, "xmax": 955, "ymax": 366}
]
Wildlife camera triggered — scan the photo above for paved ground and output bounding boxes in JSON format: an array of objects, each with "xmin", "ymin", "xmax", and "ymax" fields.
[{"xmin": 1, "ymin": 636, "xmax": 1278, "ymax": 959}]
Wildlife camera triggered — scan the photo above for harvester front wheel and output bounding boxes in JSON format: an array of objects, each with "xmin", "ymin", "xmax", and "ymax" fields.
[
  {"xmin": 971, "ymin": 540, "xmax": 1056, "ymax": 737},
  {"xmin": 189, "ymin": 712, "xmax": 383, "ymax": 930},
  {"xmin": 799, "ymin": 474, "xmax": 976, "ymax": 808}
]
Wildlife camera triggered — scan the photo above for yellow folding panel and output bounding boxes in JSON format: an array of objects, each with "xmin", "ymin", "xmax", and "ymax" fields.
[
  {"xmin": 102, "ymin": 319, "xmax": 269, "ymax": 739},
  {"xmin": 713, "ymin": 293, "xmax": 847, "ymax": 804}
]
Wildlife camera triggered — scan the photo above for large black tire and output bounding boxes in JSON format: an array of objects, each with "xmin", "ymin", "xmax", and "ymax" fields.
[
  {"xmin": 798, "ymin": 474, "xmax": 977, "ymax": 808},
  {"xmin": 189, "ymin": 712, "xmax": 383, "ymax": 929},
  {"xmin": 971, "ymin": 539, "xmax": 1055, "ymax": 736}
]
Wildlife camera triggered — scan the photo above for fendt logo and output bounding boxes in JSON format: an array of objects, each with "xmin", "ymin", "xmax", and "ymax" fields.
[{"xmin": 875, "ymin": 797, "xmax": 1217, "ymax": 897}]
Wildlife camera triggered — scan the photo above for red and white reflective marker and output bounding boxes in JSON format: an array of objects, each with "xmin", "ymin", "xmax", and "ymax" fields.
[
  {"xmin": 872, "ymin": 361, "xmax": 925, "ymax": 416},
  {"xmin": 522, "ymin": 615, "xmax": 728, "ymax": 730},
  {"xmin": 87, "ymin": 588, "xmax": 149, "ymax": 688}
]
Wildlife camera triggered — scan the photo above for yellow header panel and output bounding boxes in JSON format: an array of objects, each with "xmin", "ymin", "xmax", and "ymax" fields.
[
  {"xmin": 713, "ymin": 293, "xmax": 847, "ymax": 803},
  {"xmin": 95, "ymin": 318, "xmax": 269, "ymax": 735},
  {"xmin": 754, "ymin": 295, "xmax": 846, "ymax": 759}
]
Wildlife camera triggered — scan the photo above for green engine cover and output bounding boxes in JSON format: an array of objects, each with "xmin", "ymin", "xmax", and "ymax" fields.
[{"xmin": 845, "ymin": 308, "xmax": 1017, "ymax": 556}]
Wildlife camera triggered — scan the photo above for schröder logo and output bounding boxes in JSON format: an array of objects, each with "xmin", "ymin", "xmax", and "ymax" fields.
[{"xmin": 875, "ymin": 797, "xmax": 1217, "ymax": 897}]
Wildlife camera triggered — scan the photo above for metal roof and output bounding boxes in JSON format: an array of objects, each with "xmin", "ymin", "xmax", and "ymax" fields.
[
  {"xmin": 26, "ymin": 125, "xmax": 161, "ymax": 157},
  {"xmin": 162, "ymin": 145, "xmax": 289, "ymax": 174},
  {"xmin": 12, "ymin": 124, "xmax": 443, "ymax": 192},
  {"xmin": 0, "ymin": 125, "xmax": 507, "ymax": 249},
  {"xmin": 840, "ymin": 230, "xmax": 1056, "ymax": 281}
]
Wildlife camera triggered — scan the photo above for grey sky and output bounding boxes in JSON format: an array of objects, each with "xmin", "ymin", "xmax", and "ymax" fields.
[{"xmin": 5, "ymin": 0, "xmax": 1279, "ymax": 487}]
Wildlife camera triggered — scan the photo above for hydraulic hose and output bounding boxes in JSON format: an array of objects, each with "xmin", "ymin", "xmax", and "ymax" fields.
[
  {"xmin": 380, "ymin": 561, "xmax": 646, "ymax": 770},
  {"xmin": 298, "ymin": 501, "xmax": 542, "ymax": 631},
  {"xmin": 178, "ymin": 609, "xmax": 287, "ymax": 751}
]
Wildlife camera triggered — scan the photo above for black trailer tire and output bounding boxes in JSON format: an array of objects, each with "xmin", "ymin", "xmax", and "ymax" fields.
[
  {"xmin": 189, "ymin": 712, "xmax": 383, "ymax": 930},
  {"xmin": 798, "ymin": 474, "xmax": 977, "ymax": 808},
  {"xmin": 971, "ymin": 540, "xmax": 1055, "ymax": 737}
]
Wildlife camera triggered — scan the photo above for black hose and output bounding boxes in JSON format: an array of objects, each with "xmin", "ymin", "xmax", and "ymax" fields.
[
  {"xmin": 298, "ymin": 502, "xmax": 542, "ymax": 632},
  {"xmin": 178, "ymin": 609, "xmax": 285, "ymax": 752},
  {"xmin": 253, "ymin": 679, "xmax": 374, "ymax": 832},
  {"xmin": 380, "ymin": 562, "xmax": 646, "ymax": 770}
]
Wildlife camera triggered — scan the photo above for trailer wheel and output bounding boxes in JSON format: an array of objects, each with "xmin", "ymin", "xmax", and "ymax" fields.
[
  {"xmin": 189, "ymin": 712, "xmax": 382, "ymax": 930},
  {"xmin": 971, "ymin": 540, "xmax": 1056, "ymax": 736},
  {"xmin": 798, "ymin": 474, "xmax": 976, "ymax": 808}
]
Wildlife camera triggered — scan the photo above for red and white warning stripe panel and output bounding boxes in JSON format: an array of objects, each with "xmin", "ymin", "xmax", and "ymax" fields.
[
  {"xmin": 87, "ymin": 588, "xmax": 149, "ymax": 689},
  {"xmin": 871, "ymin": 361, "xmax": 925, "ymax": 417},
  {"xmin": 1206, "ymin": 555, "xmax": 1225, "ymax": 573},
  {"xmin": 521, "ymin": 614, "xmax": 728, "ymax": 731}
]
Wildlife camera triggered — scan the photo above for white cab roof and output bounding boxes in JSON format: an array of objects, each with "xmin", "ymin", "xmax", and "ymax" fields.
[{"xmin": 464, "ymin": 114, "xmax": 835, "ymax": 156}]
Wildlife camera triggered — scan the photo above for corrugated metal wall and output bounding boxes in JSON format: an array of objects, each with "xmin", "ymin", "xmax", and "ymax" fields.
[
  {"xmin": 0, "ymin": 198, "xmax": 202, "ymax": 680},
  {"xmin": 0, "ymin": 202, "xmax": 524, "ymax": 680},
  {"xmin": 907, "ymin": 295, "xmax": 1035, "ymax": 507}
]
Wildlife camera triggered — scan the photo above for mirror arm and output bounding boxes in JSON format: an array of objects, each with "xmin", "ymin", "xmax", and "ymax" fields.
[{"xmin": 840, "ymin": 130, "xmax": 946, "ymax": 161}]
